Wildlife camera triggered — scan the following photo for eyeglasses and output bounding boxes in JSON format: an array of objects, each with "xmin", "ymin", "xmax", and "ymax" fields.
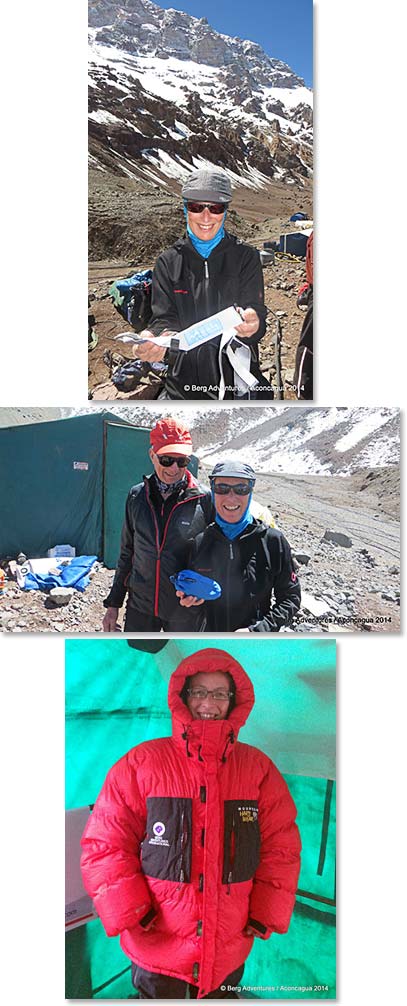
[
  {"xmin": 187, "ymin": 687, "xmax": 233, "ymax": 701},
  {"xmin": 212, "ymin": 483, "xmax": 252, "ymax": 496},
  {"xmin": 157, "ymin": 455, "xmax": 189, "ymax": 468},
  {"xmin": 186, "ymin": 201, "xmax": 226, "ymax": 215}
]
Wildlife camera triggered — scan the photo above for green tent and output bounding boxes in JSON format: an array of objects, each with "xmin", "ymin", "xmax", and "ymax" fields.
[
  {"xmin": 66, "ymin": 638, "xmax": 336, "ymax": 1000},
  {"xmin": 0, "ymin": 412, "xmax": 198, "ymax": 565}
]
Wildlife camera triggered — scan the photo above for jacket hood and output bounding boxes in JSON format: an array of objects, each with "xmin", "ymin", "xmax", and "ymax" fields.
[{"xmin": 168, "ymin": 648, "xmax": 254, "ymax": 762}]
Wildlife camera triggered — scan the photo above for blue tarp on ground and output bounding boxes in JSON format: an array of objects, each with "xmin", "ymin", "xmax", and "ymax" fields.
[{"xmin": 23, "ymin": 555, "xmax": 98, "ymax": 592}]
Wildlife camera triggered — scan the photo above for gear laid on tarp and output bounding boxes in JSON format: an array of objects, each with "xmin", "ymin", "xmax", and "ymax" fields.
[
  {"xmin": 111, "ymin": 358, "xmax": 167, "ymax": 392},
  {"xmin": 66, "ymin": 638, "xmax": 336, "ymax": 1000},
  {"xmin": 22, "ymin": 554, "xmax": 97, "ymax": 592},
  {"xmin": 170, "ymin": 569, "xmax": 222, "ymax": 600}
]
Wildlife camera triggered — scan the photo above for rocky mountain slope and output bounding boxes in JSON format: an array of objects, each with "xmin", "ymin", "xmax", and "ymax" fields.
[
  {"xmin": 61, "ymin": 405, "xmax": 401, "ymax": 478},
  {"xmin": 88, "ymin": 0, "xmax": 313, "ymax": 259}
]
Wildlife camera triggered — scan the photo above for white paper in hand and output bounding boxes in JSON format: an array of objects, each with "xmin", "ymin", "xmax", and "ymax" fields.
[{"xmin": 114, "ymin": 307, "xmax": 242, "ymax": 353}]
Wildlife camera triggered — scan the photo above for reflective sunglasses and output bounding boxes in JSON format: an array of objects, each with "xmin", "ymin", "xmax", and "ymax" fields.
[
  {"xmin": 212, "ymin": 483, "xmax": 252, "ymax": 496},
  {"xmin": 186, "ymin": 201, "xmax": 226, "ymax": 215},
  {"xmin": 187, "ymin": 687, "xmax": 233, "ymax": 701},
  {"xmin": 157, "ymin": 454, "xmax": 189, "ymax": 468}
]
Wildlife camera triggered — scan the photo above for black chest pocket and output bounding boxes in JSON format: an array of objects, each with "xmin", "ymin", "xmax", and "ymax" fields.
[
  {"xmin": 141, "ymin": 796, "xmax": 192, "ymax": 883},
  {"xmin": 222, "ymin": 799, "xmax": 261, "ymax": 884}
]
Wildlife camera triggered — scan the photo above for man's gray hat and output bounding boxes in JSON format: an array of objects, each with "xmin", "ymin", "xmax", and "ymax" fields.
[
  {"xmin": 209, "ymin": 460, "xmax": 256, "ymax": 482},
  {"xmin": 182, "ymin": 168, "xmax": 232, "ymax": 204}
]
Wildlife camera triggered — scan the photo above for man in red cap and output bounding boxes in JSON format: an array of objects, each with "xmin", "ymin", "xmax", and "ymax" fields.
[
  {"xmin": 81, "ymin": 648, "xmax": 301, "ymax": 998},
  {"xmin": 103, "ymin": 418, "xmax": 213, "ymax": 631}
]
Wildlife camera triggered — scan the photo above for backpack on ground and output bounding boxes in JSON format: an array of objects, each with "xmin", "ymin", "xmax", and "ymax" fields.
[{"xmin": 109, "ymin": 269, "xmax": 153, "ymax": 332}]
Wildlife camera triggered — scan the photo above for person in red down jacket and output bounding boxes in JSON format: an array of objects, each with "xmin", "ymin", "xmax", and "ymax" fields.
[{"xmin": 80, "ymin": 648, "xmax": 301, "ymax": 999}]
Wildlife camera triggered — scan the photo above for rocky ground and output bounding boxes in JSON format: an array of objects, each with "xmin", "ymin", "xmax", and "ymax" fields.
[
  {"xmin": 0, "ymin": 466, "xmax": 399, "ymax": 635},
  {"xmin": 250, "ymin": 468, "xmax": 400, "ymax": 634}
]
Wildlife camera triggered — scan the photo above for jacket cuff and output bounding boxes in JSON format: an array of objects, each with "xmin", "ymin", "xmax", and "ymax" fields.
[
  {"xmin": 248, "ymin": 618, "xmax": 279, "ymax": 633},
  {"xmin": 103, "ymin": 587, "xmax": 126, "ymax": 608}
]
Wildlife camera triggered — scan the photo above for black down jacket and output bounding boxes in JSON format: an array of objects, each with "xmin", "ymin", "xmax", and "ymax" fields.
[
  {"xmin": 149, "ymin": 233, "xmax": 270, "ymax": 400},
  {"xmin": 188, "ymin": 519, "xmax": 301, "ymax": 632},
  {"xmin": 104, "ymin": 471, "xmax": 213, "ymax": 624}
]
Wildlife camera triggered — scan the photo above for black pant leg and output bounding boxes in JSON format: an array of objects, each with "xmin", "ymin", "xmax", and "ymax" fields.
[
  {"xmin": 124, "ymin": 600, "xmax": 161, "ymax": 633},
  {"xmin": 131, "ymin": 963, "xmax": 190, "ymax": 998},
  {"xmin": 204, "ymin": 963, "xmax": 245, "ymax": 998}
]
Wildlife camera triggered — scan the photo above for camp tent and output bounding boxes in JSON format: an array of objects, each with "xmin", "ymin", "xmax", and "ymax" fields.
[
  {"xmin": 0, "ymin": 412, "xmax": 198, "ymax": 567},
  {"xmin": 66, "ymin": 637, "xmax": 336, "ymax": 1000}
]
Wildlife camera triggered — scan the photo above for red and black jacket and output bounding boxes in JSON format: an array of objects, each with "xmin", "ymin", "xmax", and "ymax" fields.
[
  {"xmin": 81, "ymin": 649, "xmax": 301, "ymax": 997},
  {"xmin": 104, "ymin": 471, "xmax": 213, "ymax": 621}
]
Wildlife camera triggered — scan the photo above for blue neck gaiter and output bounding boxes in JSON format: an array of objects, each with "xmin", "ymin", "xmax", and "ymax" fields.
[
  {"xmin": 212, "ymin": 489, "xmax": 254, "ymax": 540},
  {"xmin": 183, "ymin": 204, "xmax": 226, "ymax": 259}
]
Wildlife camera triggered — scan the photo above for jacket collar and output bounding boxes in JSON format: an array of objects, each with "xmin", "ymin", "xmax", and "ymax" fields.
[
  {"xmin": 173, "ymin": 231, "xmax": 235, "ymax": 263},
  {"xmin": 204, "ymin": 517, "xmax": 266, "ymax": 542},
  {"xmin": 144, "ymin": 468, "xmax": 202, "ymax": 500}
]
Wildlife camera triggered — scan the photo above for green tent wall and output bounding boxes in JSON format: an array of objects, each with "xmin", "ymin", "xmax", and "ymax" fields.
[
  {"xmin": 66, "ymin": 637, "xmax": 336, "ymax": 999},
  {"xmin": 0, "ymin": 412, "xmax": 198, "ymax": 563}
]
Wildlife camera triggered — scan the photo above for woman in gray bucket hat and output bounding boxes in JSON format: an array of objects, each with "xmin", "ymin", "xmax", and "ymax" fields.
[
  {"xmin": 174, "ymin": 460, "xmax": 301, "ymax": 631},
  {"xmin": 133, "ymin": 167, "xmax": 271, "ymax": 400}
]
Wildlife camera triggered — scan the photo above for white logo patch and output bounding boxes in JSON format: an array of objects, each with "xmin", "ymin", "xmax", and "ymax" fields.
[{"xmin": 149, "ymin": 818, "xmax": 169, "ymax": 847}]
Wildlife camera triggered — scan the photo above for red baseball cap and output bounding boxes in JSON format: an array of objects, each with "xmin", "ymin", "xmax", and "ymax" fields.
[{"xmin": 150, "ymin": 418, "xmax": 193, "ymax": 456}]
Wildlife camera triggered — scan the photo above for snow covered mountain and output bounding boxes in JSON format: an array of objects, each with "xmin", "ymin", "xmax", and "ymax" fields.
[
  {"xmin": 58, "ymin": 405, "xmax": 399, "ymax": 476},
  {"xmin": 194, "ymin": 407, "xmax": 400, "ymax": 476},
  {"xmin": 88, "ymin": 0, "xmax": 313, "ymax": 194}
]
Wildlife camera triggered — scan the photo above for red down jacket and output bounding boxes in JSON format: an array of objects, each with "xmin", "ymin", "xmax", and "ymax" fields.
[{"xmin": 80, "ymin": 649, "xmax": 301, "ymax": 997}]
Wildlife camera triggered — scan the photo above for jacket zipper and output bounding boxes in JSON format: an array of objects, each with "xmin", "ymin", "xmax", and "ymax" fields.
[
  {"xmin": 204, "ymin": 259, "xmax": 210, "ymax": 315},
  {"xmin": 227, "ymin": 811, "xmax": 236, "ymax": 894},
  {"xmin": 145, "ymin": 481, "xmax": 207, "ymax": 618},
  {"xmin": 225, "ymin": 541, "xmax": 234, "ymax": 631},
  {"xmin": 179, "ymin": 807, "xmax": 188, "ymax": 884}
]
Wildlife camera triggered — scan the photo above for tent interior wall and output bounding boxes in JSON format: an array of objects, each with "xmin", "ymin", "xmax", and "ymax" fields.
[
  {"xmin": 66, "ymin": 638, "xmax": 336, "ymax": 1000},
  {"xmin": 0, "ymin": 411, "xmax": 198, "ymax": 563}
]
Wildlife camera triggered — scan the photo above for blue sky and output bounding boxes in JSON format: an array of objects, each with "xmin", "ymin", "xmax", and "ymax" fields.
[{"xmin": 158, "ymin": 0, "xmax": 313, "ymax": 86}]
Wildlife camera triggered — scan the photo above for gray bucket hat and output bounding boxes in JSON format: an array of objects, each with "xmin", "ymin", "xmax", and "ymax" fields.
[
  {"xmin": 182, "ymin": 168, "xmax": 232, "ymax": 204},
  {"xmin": 209, "ymin": 460, "xmax": 256, "ymax": 482}
]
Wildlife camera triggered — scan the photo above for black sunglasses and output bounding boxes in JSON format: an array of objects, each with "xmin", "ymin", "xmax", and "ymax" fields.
[
  {"xmin": 186, "ymin": 201, "xmax": 226, "ymax": 215},
  {"xmin": 212, "ymin": 483, "xmax": 252, "ymax": 496},
  {"xmin": 158, "ymin": 455, "xmax": 189, "ymax": 468}
]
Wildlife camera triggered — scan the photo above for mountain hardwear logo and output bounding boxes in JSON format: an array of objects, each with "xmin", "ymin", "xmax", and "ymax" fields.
[{"xmin": 153, "ymin": 821, "xmax": 166, "ymax": 837}]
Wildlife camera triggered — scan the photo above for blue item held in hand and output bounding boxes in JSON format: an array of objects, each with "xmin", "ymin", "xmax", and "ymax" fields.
[{"xmin": 170, "ymin": 570, "xmax": 222, "ymax": 601}]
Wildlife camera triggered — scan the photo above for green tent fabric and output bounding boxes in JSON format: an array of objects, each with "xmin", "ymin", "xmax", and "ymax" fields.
[
  {"xmin": 0, "ymin": 412, "xmax": 198, "ymax": 563},
  {"xmin": 66, "ymin": 638, "xmax": 336, "ymax": 999}
]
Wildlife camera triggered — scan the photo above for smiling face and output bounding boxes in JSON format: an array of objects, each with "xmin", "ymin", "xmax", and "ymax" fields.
[
  {"xmin": 212, "ymin": 477, "xmax": 251, "ymax": 523},
  {"xmin": 186, "ymin": 671, "xmax": 232, "ymax": 720},
  {"xmin": 149, "ymin": 447, "xmax": 189, "ymax": 485},
  {"xmin": 187, "ymin": 204, "xmax": 225, "ymax": 241}
]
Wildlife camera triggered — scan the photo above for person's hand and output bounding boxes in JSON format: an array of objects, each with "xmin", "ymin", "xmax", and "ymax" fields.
[
  {"xmin": 235, "ymin": 627, "xmax": 249, "ymax": 633},
  {"xmin": 132, "ymin": 331, "xmax": 166, "ymax": 363},
  {"xmin": 102, "ymin": 607, "xmax": 121, "ymax": 632},
  {"xmin": 176, "ymin": 590, "xmax": 205, "ymax": 607},
  {"xmin": 235, "ymin": 307, "xmax": 260, "ymax": 339}
]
